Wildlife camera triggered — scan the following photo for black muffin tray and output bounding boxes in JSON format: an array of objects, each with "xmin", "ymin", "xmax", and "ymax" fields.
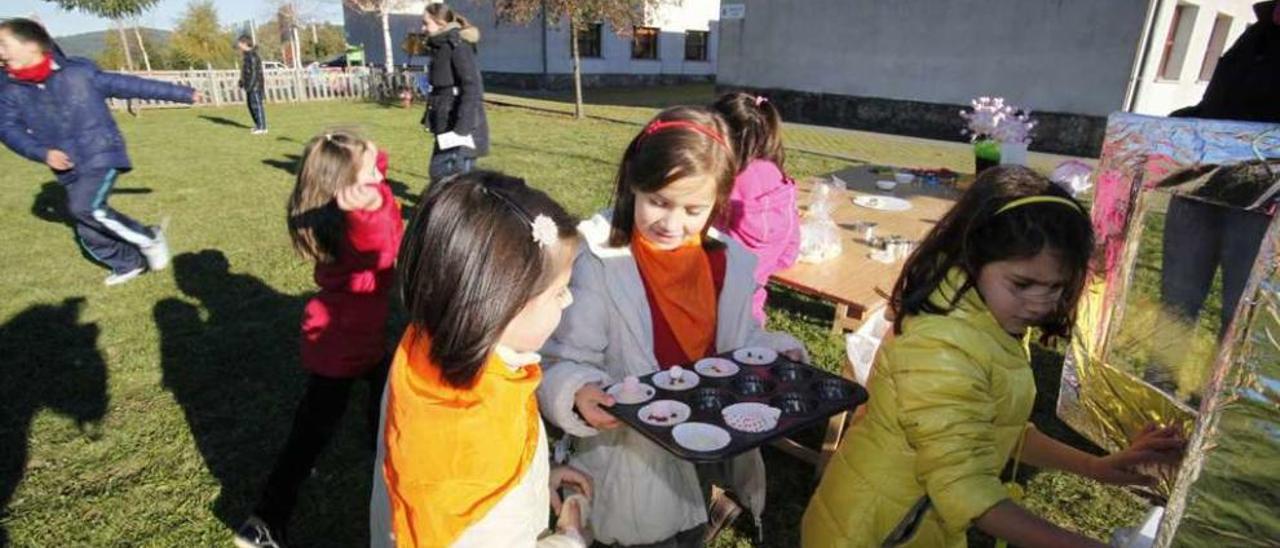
[{"xmin": 603, "ymin": 351, "xmax": 869, "ymax": 463}]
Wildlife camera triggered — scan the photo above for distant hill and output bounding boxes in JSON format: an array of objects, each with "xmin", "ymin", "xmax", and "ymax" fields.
[{"xmin": 55, "ymin": 28, "xmax": 172, "ymax": 59}]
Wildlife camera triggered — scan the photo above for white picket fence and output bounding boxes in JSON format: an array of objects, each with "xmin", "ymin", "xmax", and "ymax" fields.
[{"xmin": 105, "ymin": 68, "xmax": 419, "ymax": 110}]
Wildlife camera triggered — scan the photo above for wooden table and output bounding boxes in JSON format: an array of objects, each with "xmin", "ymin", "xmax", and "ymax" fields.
[{"xmin": 771, "ymin": 165, "xmax": 961, "ymax": 333}]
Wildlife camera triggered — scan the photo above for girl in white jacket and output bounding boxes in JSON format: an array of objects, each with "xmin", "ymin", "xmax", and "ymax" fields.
[{"xmin": 538, "ymin": 106, "xmax": 808, "ymax": 547}]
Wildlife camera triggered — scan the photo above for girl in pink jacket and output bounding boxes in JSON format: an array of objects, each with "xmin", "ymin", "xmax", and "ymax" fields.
[{"xmin": 713, "ymin": 92, "xmax": 801, "ymax": 325}]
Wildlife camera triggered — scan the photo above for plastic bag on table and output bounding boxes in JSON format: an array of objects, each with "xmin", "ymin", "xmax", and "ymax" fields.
[
  {"xmin": 798, "ymin": 179, "xmax": 843, "ymax": 263},
  {"xmin": 845, "ymin": 308, "xmax": 890, "ymax": 385}
]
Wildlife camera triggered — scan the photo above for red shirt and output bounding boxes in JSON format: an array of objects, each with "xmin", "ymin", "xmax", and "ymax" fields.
[
  {"xmin": 300, "ymin": 152, "xmax": 404, "ymax": 378},
  {"xmin": 638, "ymin": 247, "xmax": 727, "ymax": 368}
]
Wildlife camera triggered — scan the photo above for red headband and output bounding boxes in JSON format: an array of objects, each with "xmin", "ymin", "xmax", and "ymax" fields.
[{"xmin": 637, "ymin": 119, "xmax": 731, "ymax": 151}]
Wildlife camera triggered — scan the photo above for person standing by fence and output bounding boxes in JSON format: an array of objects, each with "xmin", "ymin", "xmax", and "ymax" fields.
[
  {"xmin": 237, "ymin": 35, "xmax": 268, "ymax": 135},
  {"xmin": 420, "ymin": 3, "xmax": 489, "ymax": 184}
]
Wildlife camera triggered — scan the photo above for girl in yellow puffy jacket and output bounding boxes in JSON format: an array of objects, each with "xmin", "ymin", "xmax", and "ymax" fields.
[{"xmin": 803, "ymin": 166, "xmax": 1185, "ymax": 547}]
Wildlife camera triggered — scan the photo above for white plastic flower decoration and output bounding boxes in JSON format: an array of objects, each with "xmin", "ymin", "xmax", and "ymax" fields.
[{"xmin": 531, "ymin": 214, "xmax": 559, "ymax": 249}]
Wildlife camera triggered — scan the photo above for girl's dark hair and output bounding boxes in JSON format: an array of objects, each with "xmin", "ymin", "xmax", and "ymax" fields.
[
  {"xmin": 0, "ymin": 18, "xmax": 57, "ymax": 54},
  {"xmin": 237, "ymin": 35, "xmax": 254, "ymax": 48},
  {"xmin": 424, "ymin": 3, "xmax": 474, "ymax": 29},
  {"xmin": 712, "ymin": 92, "xmax": 785, "ymax": 172},
  {"xmin": 890, "ymin": 165, "xmax": 1095, "ymax": 344},
  {"xmin": 607, "ymin": 105, "xmax": 738, "ymax": 248},
  {"xmin": 287, "ymin": 130, "xmax": 368, "ymax": 263},
  {"xmin": 399, "ymin": 171, "xmax": 579, "ymax": 388}
]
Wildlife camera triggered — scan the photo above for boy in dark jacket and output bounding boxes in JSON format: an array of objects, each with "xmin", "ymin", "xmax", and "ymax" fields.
[
  {"xmin": 0, "ymin": 19, "xmax": 199, "ymax": 286},
  {"xmin": 237, "ymin": 35, "xmax": 268, "ymax": 134}
]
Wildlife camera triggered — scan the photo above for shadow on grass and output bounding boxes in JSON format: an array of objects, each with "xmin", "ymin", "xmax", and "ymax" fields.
[
  {"xmin": 263, "ymin": 154, "xmax": 303, "ymax": 176},
  {"xmin": 493, "ymin": 140, "xmax": 617, "ymax": 168},
  {"xmin": 154, "ymin": 250, "xmax": 377, "ymax": 545},
  {"xmin": 30, "ymin": 181, "xmax": 156, "ymax": 268},
  {"xmin": 488, "ymin": 83, "xmax": 715, "ymax": 111},
  {"xmin": 31, "ymin": 182, "xmax": 153, "ymax": 227},
  {"xmin": 198, "ymin": 115, "xmax": 252, "ymax": 130},
  {"xmin": 0, "ymin": 297, "xmax": 107, "ymax": 547}
]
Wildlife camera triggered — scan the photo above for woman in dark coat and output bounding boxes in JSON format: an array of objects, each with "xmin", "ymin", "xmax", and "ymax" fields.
[{"xmin": 421, "ymin": 3, "xmax": 489, "ymax": 184}]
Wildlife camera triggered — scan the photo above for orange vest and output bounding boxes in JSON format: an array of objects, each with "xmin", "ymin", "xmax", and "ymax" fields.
[{"xmin": 380, "ymin": 327, "xmax": 543, "ymax": 547}]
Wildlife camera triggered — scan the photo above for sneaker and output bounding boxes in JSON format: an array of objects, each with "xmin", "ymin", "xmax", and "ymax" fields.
[
  {"xmin": 140, "ymin": 221, "xmax": 170, "ymax": 271},
  {"xmin": 251, "ymin": 128, "xmax": 268, "ymax": 135},
  {"xmin": 104, "ymin": 267, "xmax": 145, "ymax": 286},
  {"xmin": 233, "ymin": 516, "xmax": 286, "ymax": 548}
]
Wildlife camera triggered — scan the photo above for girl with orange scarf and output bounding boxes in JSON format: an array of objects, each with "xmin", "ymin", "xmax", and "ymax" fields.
[
  {"xmin": 537, "ymin": 107, "xmax": 809, "ymax": 547},
  {"xmin": 370, "ymin": 171, "xmax": 592, "ymax": 547}
]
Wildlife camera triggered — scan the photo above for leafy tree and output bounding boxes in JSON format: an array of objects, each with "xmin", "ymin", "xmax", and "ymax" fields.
[{"xmin": 168, "ymin": 1, "xmax": 236, "ymax": 69}]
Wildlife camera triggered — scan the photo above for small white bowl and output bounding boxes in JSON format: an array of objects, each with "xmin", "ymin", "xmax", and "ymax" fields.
[
  {"xmin": 894, "ymin": 172, "xmax": 916, "ymax": 185},
  {"xmin": 875, "ymin": 180, "xmax": 898, "ymax": 191}
]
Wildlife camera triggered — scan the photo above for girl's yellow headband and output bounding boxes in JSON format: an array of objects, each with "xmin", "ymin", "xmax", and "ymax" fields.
[{"xmin": 996, "ymin": 195, "xmax": 1085, "ymax": 215}]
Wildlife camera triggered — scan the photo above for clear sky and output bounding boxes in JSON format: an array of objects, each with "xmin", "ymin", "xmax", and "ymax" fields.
[{"xmin": 1, "ymin": 0, "xmax": 345, "ymax": 37}]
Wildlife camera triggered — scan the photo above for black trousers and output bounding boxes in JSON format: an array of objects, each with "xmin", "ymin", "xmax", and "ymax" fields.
[
  {"xmin": 254, "ymin": 358, "xmax": 390, "ymax": 532},
  {"xmin": 246, "ymin": 90, "xmax": 266, "ymax": 130}
]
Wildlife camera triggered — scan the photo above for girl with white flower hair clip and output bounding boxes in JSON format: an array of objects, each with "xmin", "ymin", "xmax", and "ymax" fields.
[{"xmin": 371, "ymin": 170, "xmax": 594, "ymax": 547}]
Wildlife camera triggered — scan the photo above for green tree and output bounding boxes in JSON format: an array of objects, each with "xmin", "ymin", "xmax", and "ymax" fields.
[
  {"xmin": 168, "ymin": 0, "xmax": 236, "ymax": 69},
  {"xmin": 490, "ymin": 0, "xmax": 675, "ymax": 118}
]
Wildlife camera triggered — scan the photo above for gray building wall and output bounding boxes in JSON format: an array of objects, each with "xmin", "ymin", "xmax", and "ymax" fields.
[
  {"xmin": 344, "ymin": 3, "xmax": 718, "ymax": 88},
  {"xmin": 717, "ymin": 0, "xmax": 1153, "ymax": 155}
]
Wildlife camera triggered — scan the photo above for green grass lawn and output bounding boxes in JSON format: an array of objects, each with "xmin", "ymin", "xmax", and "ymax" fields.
[{"xmin": 0, "ymin": 95, "xmax": 1142, "ymax": 547}]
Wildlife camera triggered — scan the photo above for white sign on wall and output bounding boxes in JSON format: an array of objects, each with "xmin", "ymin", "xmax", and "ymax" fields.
[{"xmin": 721, "ymin": 4, "xmax": 746, "ymax": 20}]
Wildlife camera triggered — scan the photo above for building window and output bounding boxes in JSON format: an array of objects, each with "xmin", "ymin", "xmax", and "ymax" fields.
[
  {"xmin": 1198, "ymin": 14, "xmax": 1232, "ymax": 81},
  {"xmin": 632, "ymin": 26, "xmax": 659, "ymax": 60},
  {"xmin": 574, "ymin": 23, "xmax": 602, "ymax": 58},
  {"xmin": 1158, "ymin": 4, "xmax": 1199, "ymax": 80},
  {"xmin": 684, "ymin": 30, "xmax": 709, "ymax": 61}
]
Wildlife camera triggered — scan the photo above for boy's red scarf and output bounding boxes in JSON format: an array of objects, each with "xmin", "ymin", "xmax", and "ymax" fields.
[{"xmin": 7, "ymin": 53, "xmax": 54, "ymax": 84}]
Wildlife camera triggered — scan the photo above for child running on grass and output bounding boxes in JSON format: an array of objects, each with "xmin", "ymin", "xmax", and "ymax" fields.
[{"xmin": 0, "ymin": 18, "xmax": 198, "ymax": 285}]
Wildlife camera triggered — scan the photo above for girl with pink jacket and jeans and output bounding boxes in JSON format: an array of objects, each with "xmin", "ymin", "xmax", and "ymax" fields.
[{"xmin": 712, "ymin": 92, "xmax": 801, "ymax": 325}]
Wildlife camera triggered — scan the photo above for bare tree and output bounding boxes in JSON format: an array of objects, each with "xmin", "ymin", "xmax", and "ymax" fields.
[
  {"xmin": 132, "ymin": 22, "xmax": 151, "ymax": 71},
  {"xmin": 490, "ymin": 0, "xmax": 673, "ymax": 118},
  {"xmin": 44, "ymin": 0, "xmax": 161, "ymax": 70},
  {"xmin": 342, "ymin": 0, "xmax": 415, "ymax": 73}
]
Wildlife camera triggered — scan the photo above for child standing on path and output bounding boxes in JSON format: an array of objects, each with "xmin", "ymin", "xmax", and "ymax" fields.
[
  {"xmin": 235, "ymin": 131, "xmax": 403, "ymax": 548},
  {"xmin": 0, "ymin": 19, "xmax": 198, "ymax": 285},
  {"xmin": 712, "ymin": 92, "xmax": 801, "ymax": 326}
]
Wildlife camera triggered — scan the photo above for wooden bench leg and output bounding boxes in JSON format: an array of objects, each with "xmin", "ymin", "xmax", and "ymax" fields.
[{"xmin": 831, "ymin": 302, "xmax": 866, "ymax": 334}]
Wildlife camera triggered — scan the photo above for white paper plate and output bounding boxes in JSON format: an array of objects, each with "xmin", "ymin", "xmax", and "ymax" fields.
[
  {"xmin": 637, "ymin": 400, "xmax": 691, "ymax": 427},
  {"xmin": 732, "ymin": 347, "xmax": 778, "ymax": 366},
  {"xmin": 853, "ymin": 195, "xmax": 912, "ymax": 212},
  {"xmin": 694, "ymin": 357, "xmax": 740, "ymax": 378},
  {"xmin": 607, "ymin": 381, "xmax": 656, "ymax": 405},
  {"xmin": 722, "ymin": 402, "xmax": 782, "ymax": 433},
  {"xmin": 652, "ymin": 368, "xmax": 701, "ymax": 391},
  {"xmin": 673, "ymin": 422, "xmax": 732, "ymax": 452}
]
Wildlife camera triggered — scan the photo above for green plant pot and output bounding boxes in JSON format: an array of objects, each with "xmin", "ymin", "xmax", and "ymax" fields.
[{"xmin": 974, "ymin": 139, "xmax": 1001, "ymax": 175}]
